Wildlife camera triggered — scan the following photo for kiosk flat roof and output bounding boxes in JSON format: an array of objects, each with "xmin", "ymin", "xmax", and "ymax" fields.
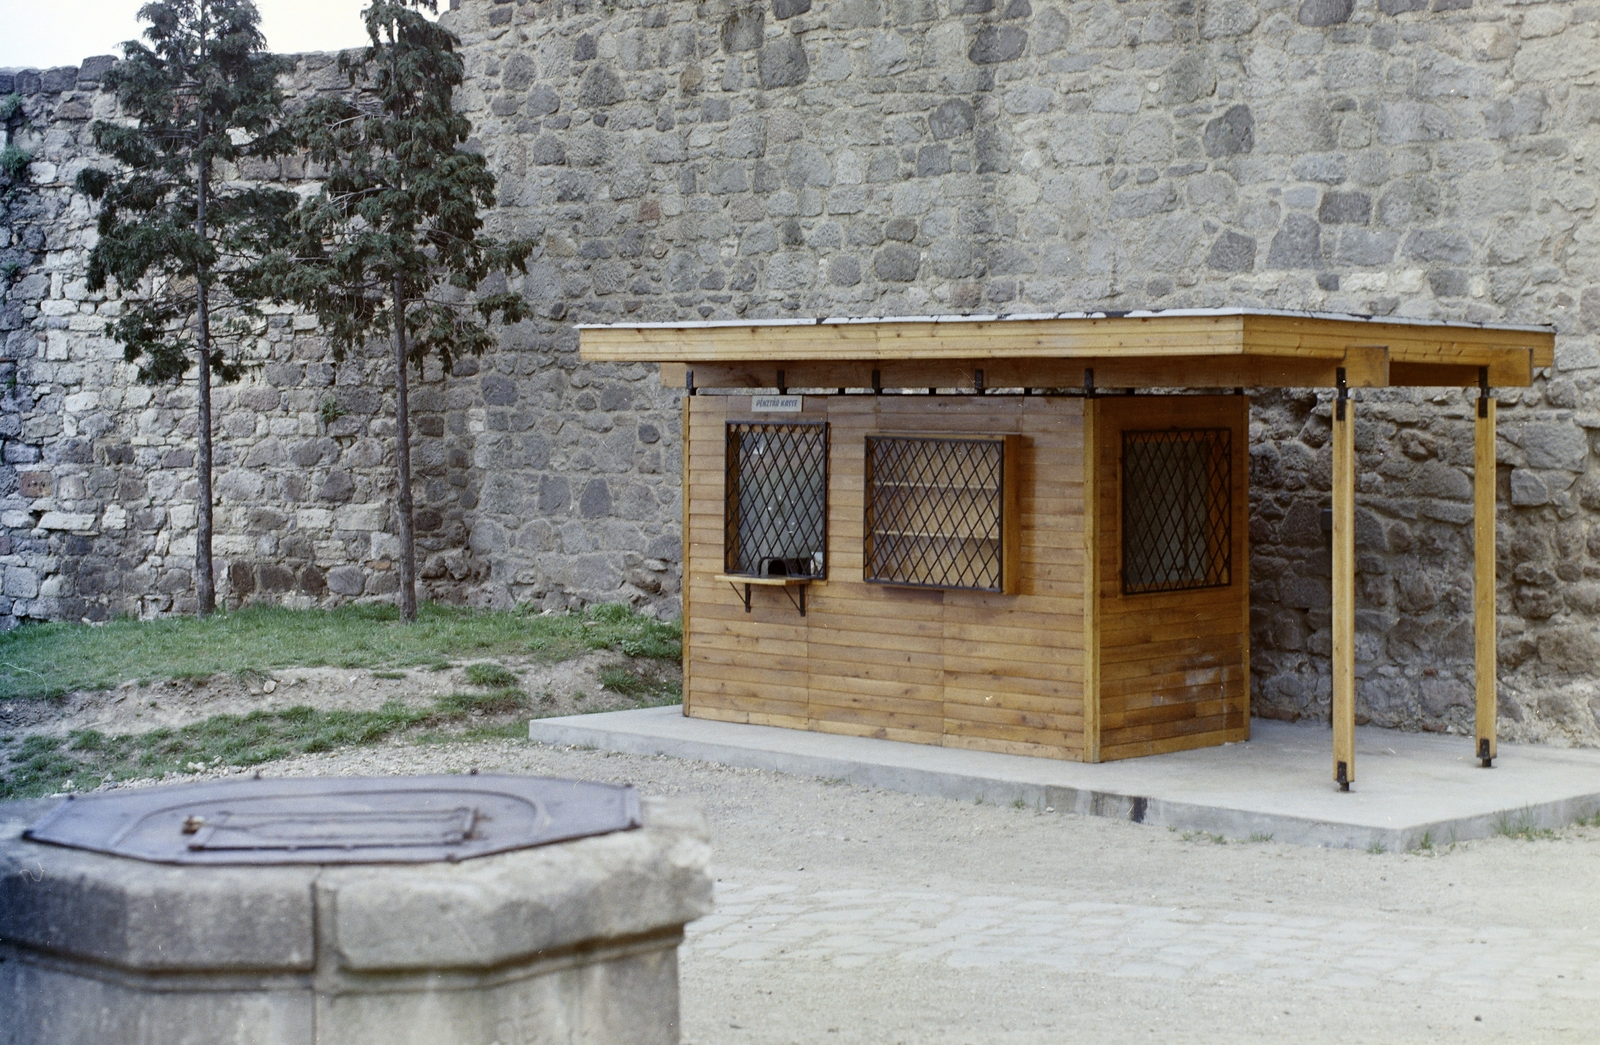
[{"xmin": 579, "ymin": 309, "xmax": 1554, "ymax": 388}]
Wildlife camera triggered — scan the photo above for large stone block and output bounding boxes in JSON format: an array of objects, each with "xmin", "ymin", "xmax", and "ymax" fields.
[
  {"xmin": 969, "ymin": 26, "xmax": 1027, "ymax": 64},
  {"xmin": 37, "ymin": 512, "xmax": 95, "ymax": 532},
  {"xmin": 721, "ymin": 10, "xmax": 764, "ymax": 53},
  {"xmin": 929, "ymin": 98, "xmax": 975, "ymax": 140},
  {"xmin": 38, "ymin": 67, "xmax": 78, "ymax": 93},
  {"xmin": 1203, "ymin": 104, "xmax": 1253, "ymax": 157},
  {"xmin": 1206, "ymin": 231, "xmax": 1256, "ymax": 272},
  {"xmin": 1318, "ymin": 191, "xmax": 1371, "ymax": 224},
  {"xmin": 1201, "ymin": 1, "xmax": 1258, "ymax": 38},
  {"xmin": 1297, "ymin": 0, "xmax": 1353, "ymax": 26},
  {"xmin": 1266, "ymin": 214, "xmax": 1322, "ymax": 270},
  {"xmin": 1512, "ymin": 422, "xmax": 1589, "ymax": 472},
  {"xmin": 77, "ymin": 55, "xmax": 117, "ymax": 84},
  {"xmin": 758, "ymin": 36, "xmax": 810, "ymax": 88},
  {"xmin": 874, "ymin": 243, "xmax": 920, "ymax": 281},
  {"xmin": 577, "ymin": 64, "xmax": 625, "ymax": 107},
  {"xmin": 1402, "ymin": 229, "xmax": 1472, "ymax": 264},
  {"xmin": 579, "ymin": 479, "xmax": 613, "ymax": 518}
]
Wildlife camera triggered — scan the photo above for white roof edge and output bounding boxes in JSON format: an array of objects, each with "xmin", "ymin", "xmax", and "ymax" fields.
[{"xmin": 575, "ymin": 307, "xmax": 1554, "ymax": 335}]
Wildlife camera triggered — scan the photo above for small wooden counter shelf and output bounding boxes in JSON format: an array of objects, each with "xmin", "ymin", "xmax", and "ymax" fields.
[{"xmin": 580, "ymin": 310, "xmax": 1554, "ymax": 788}]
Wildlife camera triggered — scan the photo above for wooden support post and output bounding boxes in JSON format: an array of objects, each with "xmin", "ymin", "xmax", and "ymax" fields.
[
  {"xmin": 1331, "ymin": 373, "xmax": 1356, "ymax": 791},
  {"xmin": 1475, "ymin": 373, "xmax": 1497, "ymax": 768},
  {"xmin": 680, "ymin": 375, "xmax": 694, "ymax": 717},
  {"xmin": 1083, "ymin": 397, "xmax": 1101, "ymax": 764}
]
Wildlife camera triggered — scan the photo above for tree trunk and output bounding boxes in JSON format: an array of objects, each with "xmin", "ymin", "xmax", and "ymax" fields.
[
  {"xmin": 194, "ymin": 118, "xmax": 216, "ymax": 618},
  {"xmin": 391, "ymin": 278, "xmax": 418, "ymax": 623},
  {"xmin": 195, "ymin": 297, "xmax": 215, "ymax": 617}
]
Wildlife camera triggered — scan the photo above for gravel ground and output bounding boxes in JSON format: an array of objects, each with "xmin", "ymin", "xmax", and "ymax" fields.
[{"xmin": 166, "ymin": 733, "xmax": 1600, "ymax": 1045}]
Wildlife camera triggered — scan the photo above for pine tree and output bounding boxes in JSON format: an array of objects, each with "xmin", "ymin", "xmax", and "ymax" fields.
[
  {"xmin": 77, "ymin": 0, "xmax": 294, "ymax": 617},
  {"xmin": 264, "ymin": 0, "xmax": 532, "ymax": 622}
]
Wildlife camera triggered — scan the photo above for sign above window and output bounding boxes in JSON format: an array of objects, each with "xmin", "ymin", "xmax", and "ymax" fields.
[{"xmin": 751, "ymin": 395, "xmax": 803, "ymax": 413}]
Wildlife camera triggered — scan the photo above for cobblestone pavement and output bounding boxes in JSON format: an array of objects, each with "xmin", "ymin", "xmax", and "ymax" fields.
[
  {"xmin": 690, "ymin": 879, "xmax": 1599, "ymax": 996},
  {"xmin": 237, "ymin": 739, "xmax": 1600, "ymax": 1043}
]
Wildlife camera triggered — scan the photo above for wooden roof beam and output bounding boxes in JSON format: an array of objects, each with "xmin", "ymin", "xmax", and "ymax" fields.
[
  {"xmin": 1389, "ymin": 356, "xmax": 1531, "ymax": 387},
  {"xmin": 586, "ymin": 314, "xmax": 1255, "ymax": 362},
  {"xmin": 659, "ymin": 348, "xmax": 1541, "ymax": 391},
  {"xmin": 662, "ymin": 349, "xmax": 1393, "ymax": 392}
]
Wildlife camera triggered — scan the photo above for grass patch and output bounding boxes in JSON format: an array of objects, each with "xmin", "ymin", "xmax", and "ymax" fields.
[
  {"xmin": 2, "ymin": 684, "xmax": 554, "ymax": 801},
  {"xmin": 1, "ymin": 701, "xmax": 430, "ymax": 800},
  {"xmin": 435, "ymin": 688, "xmax": 529, "ymax": 716},
  {"xmin": 528, "ymin": 602, "xmax": 682, "ymax": 662},
  {"xmin": 465, "ymin": 663, "xmax": 519, "ymax": 688},
  {"xmin": 1182, "ymin": 831, "xmax": 1227, "ymax": 845},
  {"xmin": 1367, "ymin": 841, "xmax": 1387, "ymax": 854},
  {"xmin": 1494, "ymin": 808, "xmax": 1556, "ymax": 841},
  {"xmin": 597, "ymin": 664, "xmax": 682, "ymax": 705},
  {"xmin": 0, "ymin": 602, "xmax": 681, "ymax": 700},
  {"xmin": 416, "ymin": 721, "xmax": 530, "ymax": 744}
]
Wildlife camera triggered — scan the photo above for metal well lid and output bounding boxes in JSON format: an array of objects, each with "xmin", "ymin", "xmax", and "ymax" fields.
[{"xmin": 22, "ymin": 775, "xmax": 641, "ymax": 865}]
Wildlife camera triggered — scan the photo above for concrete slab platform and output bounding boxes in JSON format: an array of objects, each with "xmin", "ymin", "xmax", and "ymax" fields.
[{"xmin": 530, "ymin": 707, "xmax": 1600, "ymax": 849}]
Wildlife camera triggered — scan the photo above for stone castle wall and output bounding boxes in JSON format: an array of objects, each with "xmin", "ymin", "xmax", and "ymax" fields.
[
  {"xmin": 4, "ymin": 0, "xmax": 1600, "ymax": 743},
  {"xmin": 0, "ymin": 52, "xmax": 681, "ymax": 624},
  {"xmin": 1, "ymin": 57, "xmax": 491, "ymax": 622}
]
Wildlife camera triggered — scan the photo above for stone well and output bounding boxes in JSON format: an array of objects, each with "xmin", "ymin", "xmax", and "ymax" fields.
[{"xmin": 0, "ymin": 775, "xmax": 713, "ymax": 1045}]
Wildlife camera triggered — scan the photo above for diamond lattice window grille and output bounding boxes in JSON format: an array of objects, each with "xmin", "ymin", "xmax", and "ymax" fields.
[
  {"xmin": 864, "ymin": 436, "xmax": 1007, "ymax": 592},
  {"xmin": 1121, "ymin": 427, "xmax": 1233, "ymax": 595},
  {"xmin": 724, "ymin": 422, "xmax": 829, "ymax": 579}
]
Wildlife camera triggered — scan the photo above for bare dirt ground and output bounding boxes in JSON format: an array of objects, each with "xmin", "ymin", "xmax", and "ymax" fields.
[
  {"xmin": 96, "ymin": 729, "xmax": 1600, "ymax": 1045},
  {"xmin": 0, "ymin": 650, "xmax": 662, "ymax": 739}
]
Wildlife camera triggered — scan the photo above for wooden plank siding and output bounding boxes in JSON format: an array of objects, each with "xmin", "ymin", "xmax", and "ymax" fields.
[
  {"xmin": 1093, "ymin": 396, "xmax": 1251, "ymax": 761},
  {"xmin": 684, "ymin": 393, "xmax": 1091, "ymax": 760}
]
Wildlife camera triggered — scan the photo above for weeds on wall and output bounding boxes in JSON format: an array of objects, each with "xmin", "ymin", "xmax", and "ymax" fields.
[
  {"xmin": 0, "ymin": 93, "xmax": 29, "ymax": 181},
  {"xmin": 0, "ymin": 144, "xmax": 29, "ymax": 181}
]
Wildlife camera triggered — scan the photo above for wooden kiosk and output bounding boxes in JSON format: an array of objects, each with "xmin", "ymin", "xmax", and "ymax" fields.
[{"xmin": 580, "ymin": 310, "xmax": 1554, "ymax": 788}]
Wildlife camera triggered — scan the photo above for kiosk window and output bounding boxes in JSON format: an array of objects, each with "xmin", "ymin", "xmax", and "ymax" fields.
[
  {"xmin": 724, "ymin": 422, "xmax": 828, "ymax": 580},
  {"xmin": 863, "ymin": 435, "xmax": 1016, "ymax": 593},
  {"xmin": 1121, "ymin": 428, "xmax": 1232, "ymax": 595}
]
